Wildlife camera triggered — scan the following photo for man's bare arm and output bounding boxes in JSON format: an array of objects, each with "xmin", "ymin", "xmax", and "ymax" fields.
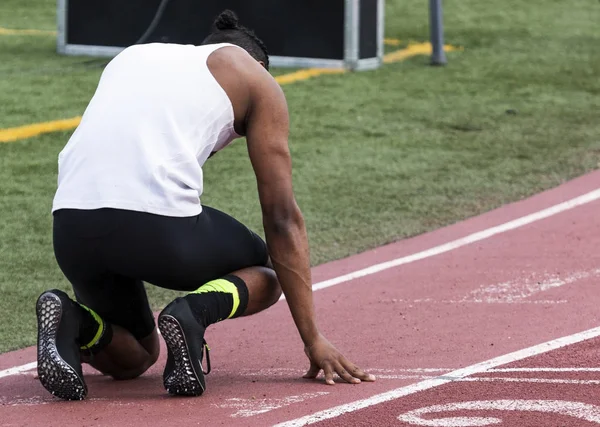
[
  {"xmin": 242, "ymin": 58, "xmax": 374, "ymax": 385},
  {"xmin": 244, "ymin": 66, "xmax": 318, "ymax": 346}
]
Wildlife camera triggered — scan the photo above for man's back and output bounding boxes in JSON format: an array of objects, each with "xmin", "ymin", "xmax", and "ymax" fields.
[{"xmin": 53, "ymin": 43, "xmax": 242, "ymax": 217}]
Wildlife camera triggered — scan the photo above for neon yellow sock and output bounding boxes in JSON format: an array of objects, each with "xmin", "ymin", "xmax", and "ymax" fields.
[
  {"xmin": 78, "ymin": 304, "xmax": 106, "ymax": 350},
  {"xmin": 190, "ymin": 279, "xmax": 240, "ymax": 319}
]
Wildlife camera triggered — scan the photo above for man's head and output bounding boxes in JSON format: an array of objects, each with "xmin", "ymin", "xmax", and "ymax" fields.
[{"xmin": 202, "ymin": 10, "xmax": 270, "ymax": 70}]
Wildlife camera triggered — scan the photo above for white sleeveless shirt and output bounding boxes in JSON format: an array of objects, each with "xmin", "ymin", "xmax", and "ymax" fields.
[{"xmin": 52, "ymin": 43, "xmax": 242, "ymax": 217}]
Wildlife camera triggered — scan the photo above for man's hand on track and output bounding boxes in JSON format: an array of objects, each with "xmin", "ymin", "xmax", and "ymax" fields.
[{"xmin": 302, "ymin": 334, "xmax": 376, "ymax": 385}]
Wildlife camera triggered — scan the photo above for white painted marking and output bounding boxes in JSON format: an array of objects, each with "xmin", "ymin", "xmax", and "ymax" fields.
[
  {"xmin": 461, "ymin": 269, "xmax": 600, "ymax": 304},
  {"xmin": 363, "ymin": 368, "xmax": 451, "ymax": 374},
  {"xmin": 0, "ymin": 362, "xmax": 37, "ymax": 379},
  {"xmin": 274, "ymin": 326, "xmax": 600, "ymax": 426},
  {"xmin": 239, "ymin": 367, "xmax": 600, "ymax": 382},
  {"xmin": 398, "ymin": 269, "xmax": 600, "ymax": 305},
  {"xmin": 0, "ymin": 396, "xmax": 109, "ymax": 406},
  {"xmin": 406, "ymin": 298, "xmax": 567, "ymax": 304},
  {"xmin": 4, "ymin": 188, "xmax": 600, "ymax": 380},
  {"xmin": 240, "ymin": 367, "xmax": 450, "ymax": 377},
  {"xmin": 398, "ymin": 400, "xmax": 600, "ymax": 426},
  {"xmin": 489, "ymin": 367, "xmax": 600, "ymax": 372},
  {"xmin": 215, "ymin": 392, "xmax": 329, "ymax": 417},
  {"xmin": 0, "ymin": 396, "xmax": 50, "ymax": 407},
  {"xmin": 374, "ymin": 374, "xmax": 434, "ymax": 380},
  {"xmin": 280, "ymin": 188, "xmax": 600, "ymax": 299},
  {"xmin": 374, "ymin": 368, "xmax": 451, "ymax": 373},
  {"xmin": 460, "ymin": 377, "xmax": 600, "ymax": 385}
]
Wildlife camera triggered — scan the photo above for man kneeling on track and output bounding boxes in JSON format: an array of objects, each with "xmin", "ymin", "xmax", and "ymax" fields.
[{"xmin": 36, "ymin": 10, "xmax": 375, "ymax": 400}]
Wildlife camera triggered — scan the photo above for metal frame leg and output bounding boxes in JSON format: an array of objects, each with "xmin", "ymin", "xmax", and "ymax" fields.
[{"xmin": 429, "ymin": 0, "xmax": 447, "ymax": 65}]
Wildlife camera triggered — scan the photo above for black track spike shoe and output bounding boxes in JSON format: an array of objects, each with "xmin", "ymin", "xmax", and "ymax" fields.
[
  {"xmin": 158, "ymin": 297, "xmax": 211, "ymax": 397},
  {"xmin": 36, "ymin": 289, "xmax": 87, "ymax": 400}
]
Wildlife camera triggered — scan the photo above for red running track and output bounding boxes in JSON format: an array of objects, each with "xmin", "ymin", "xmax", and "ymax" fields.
[{"xmin": 1, "ymin": 170, "xmax": 600, "ymax": 427}]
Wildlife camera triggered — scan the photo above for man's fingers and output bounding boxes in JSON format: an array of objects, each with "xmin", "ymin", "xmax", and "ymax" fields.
[
  {"xmin": 323, "ymin": 362, "xmax": 336, "ymax": 385},
  {"xmin": 303, "ymin": 361, "xmax": 321, "ymax": 379},
  {"xmin": 342, "ymin": 359, "xmax": 376, "ymax": 382},
  {"xmin": 334, "ymin": 361, "xmax": 361, "ymax": 384}
]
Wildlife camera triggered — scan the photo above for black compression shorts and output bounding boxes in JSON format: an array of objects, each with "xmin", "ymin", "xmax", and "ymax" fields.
[{"xmin": 53, "ymin": 207, "xmax": 269, "ymax": 339}]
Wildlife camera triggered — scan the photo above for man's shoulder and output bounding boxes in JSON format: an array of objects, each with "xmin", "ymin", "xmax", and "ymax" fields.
[{"xmin": 207, "ymin": 43, "xmax": 254, "ymax": 65}]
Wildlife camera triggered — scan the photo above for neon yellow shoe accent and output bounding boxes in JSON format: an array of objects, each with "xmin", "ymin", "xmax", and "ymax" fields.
[
  {"xmin": 190, "ymin": 279, "xmax": 240, "ymax": 319},
  {"xmin": 79, "ymin": 305, "xmax": 105, "ymax": 350}
]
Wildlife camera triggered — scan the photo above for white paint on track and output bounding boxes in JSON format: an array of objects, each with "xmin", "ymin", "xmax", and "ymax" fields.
[
  {"xmin": 460, "ymin": 269, "xmax": 600, "ymax": 304},
  {"xmin": 274, "ymin": 326, "xmax": 600, "ymax": 426},
  {"xmin": 404, "ymin": 298, "xmax": 568, "ymax": 304},
  {"xmin": 460, "ymin": 377, "xmax": 600, "ymax": 385},
  {"xmin": 239, "ymin": 367, "xmax": 451, "ymax": 377},
  {"xmin": 238, "ymin": 367, "xmax": 600, "ymax": 383},
  {"xmin": 489, "ymin": 367, "xmax": 600, "ymax": 372},
  {"xmin": 215, "ymin": 392, "xmax": 329, "ymax": 418},
  {"xmin": 0, "ymin": 361, "xmax": 36, "ymax": 379},
  {"xmin": 374, "ymin": 376, "xmax": 600, "ymax": 385},
  {"xmin": 398, "ymin": 400, "xmax": 600, "ymax": 426},
  {"xmin": 401, "ymin": 268, "xmax": 600, "ymax": 305},
  {"xmin": 280, "ymin": 187, "xmax": 600, "ymax": 300}
]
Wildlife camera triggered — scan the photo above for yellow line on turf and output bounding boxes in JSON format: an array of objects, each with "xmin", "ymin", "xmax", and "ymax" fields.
[
  {"xmin": 0, "ymin": 42, "xmax": 460, "ymax": 143},
  {"xmin": 274, "ymin": 68, "xmax": 346, "ymax": 84},
  {"xmin": 384, "ymin": 38, "xmax": 402, "ymax": 46},
  {"xmin": 0, "ymin": 26, "xmax": 56, "ymax": 36},
  {"xmin": 384, "ymin": 42, "xmax": 462, "ymax": 63},
  {"xmin": 0, "ymin": 117, "xmax": 82, "ymax": 143}
]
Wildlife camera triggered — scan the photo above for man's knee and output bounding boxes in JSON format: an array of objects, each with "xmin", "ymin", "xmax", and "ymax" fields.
[
  {"xmin": 109, "ymin": 358, "xmax": 154, "ymax": 380},
  {"xmin": 264, "ymin": 266, "xmax": 283, "ymax": 305},
  {"xmin": 108, "ymin": 345, "xmax": 159, "ymax": 380},
  {"xmin": 100, "ymin": 329, "xmax": 160, "ymax": 381},
  {"xmin": 140, "ymin": 329, "xmax": 161, "ymax": 363}
]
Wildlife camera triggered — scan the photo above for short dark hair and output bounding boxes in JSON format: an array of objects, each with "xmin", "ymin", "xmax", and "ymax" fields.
[{"xmin": 202, "ymin": 10, "xmax": 270, "ymax": 70}]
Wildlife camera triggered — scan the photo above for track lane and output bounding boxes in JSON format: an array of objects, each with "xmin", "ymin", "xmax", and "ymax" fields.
[{"xmin": 1, "ymin": 171, "xmax": 599, "ymax": 426}]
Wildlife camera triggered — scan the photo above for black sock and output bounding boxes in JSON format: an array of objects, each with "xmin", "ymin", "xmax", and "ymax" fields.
[
  {"xmin": 75, "ymin": 303, "xmax": 113, "ymax": 354},
  {"xmin": 185, "ymin": 275, "xmax": 249, "ymax": 327}
]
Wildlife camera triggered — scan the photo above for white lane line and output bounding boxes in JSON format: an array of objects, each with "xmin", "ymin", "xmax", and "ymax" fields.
[
  {"xmin": 3, "ymin": 188, "xmax": 600, "ymax": 380},
  {"xmin": 239, "ymin": 367, "xmax": 600, "ymax": 382},
  {"xmin": 489, "ymin": 367, "xmax": 600, "ymax": 373},
  {"xmin": 0, "ymin": 362, "xmax": 37, "ymax": 379},
  {"xmin": 239, "ymin": 368, "xmax": 451, "ymax": 377},
  {"xmin": 402, "ymin": 299, "xmax": 568, "ymax": 304},
  {"xmin": 377, "ymin": 376, "xmax": 600, "ymax": 384},
  {"xmin": 460, "ymin": 377, "xmax": 600, "ymax": 385},
  {"xmin": 274, "ymin": 325, "xmax": 600, "ymax": 427},
  {"xmin": 289, "ymin": 188, "xmax": 600, "ymax": 297}
]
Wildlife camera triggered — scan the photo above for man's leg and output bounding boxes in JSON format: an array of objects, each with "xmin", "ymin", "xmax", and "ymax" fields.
[
  {"xmin": 47, "ymin": 208, "xmax": 163, "ymax": 400},
  {"xmin": 48, "ymin": 206, "xmax": 277, "ymax": 397},
  {"xmin": 80, "ymin": 326, "xmax": 159, "ymax": 381},
  {"xmin": 80, "ymin": 231, "xmax": 281, "ymax": 380},
  {"xmin": 39, "ymin": 209, "xmax": 160, "ymax": 400},
  {"xmin": 186, "ymin": 265, "xmax": 281, "ymax": 323},
  {"xmin": 234, "ymin": 265, "xmax": 282, "ymax": 315},
  {"xmin": 158, "ymin": 266, "xmax": 281, "ymax": 396},
  {"xmin": 36, "ymin": 286, "xmax": 160, "ymax": 400},
  {"xmin": 72, "ymin": 275, "xmax": 160, "ymax": 381}
]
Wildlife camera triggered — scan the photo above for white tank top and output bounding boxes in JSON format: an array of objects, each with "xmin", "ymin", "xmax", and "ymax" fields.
[{"xmin": 52, "ymin": 43, "xmax": 242, "ymax": 217}]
